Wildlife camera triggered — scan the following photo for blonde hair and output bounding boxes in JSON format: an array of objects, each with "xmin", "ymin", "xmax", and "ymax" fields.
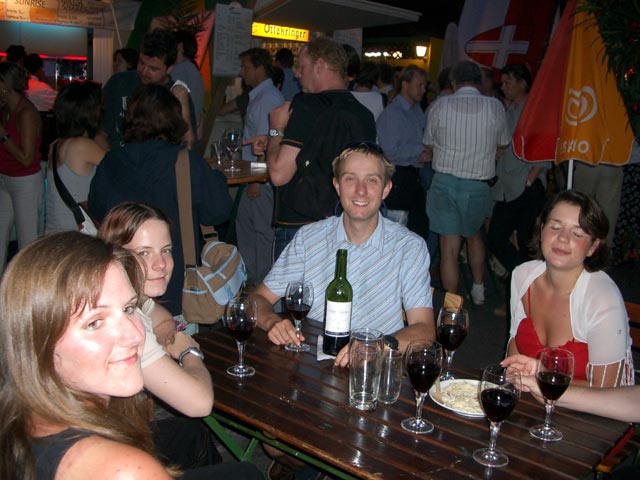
[{"xmin": 332, "ymin": 142, "xmax": 395, "ymax": 185}]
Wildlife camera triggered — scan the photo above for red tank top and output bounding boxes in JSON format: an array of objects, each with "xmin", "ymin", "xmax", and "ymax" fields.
[
  {"xmin": 514, "ymin": 287, "xmax": 589, "ymax": 381},
  {"xmin": 0, "ymin": 96, "xmax": 41, "ymax": 176}
]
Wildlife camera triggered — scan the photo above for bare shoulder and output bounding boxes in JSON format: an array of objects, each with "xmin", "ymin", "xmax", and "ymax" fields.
[{"xmin": 56, "ymin": 435, "xmax": 171, "ymax": 480}]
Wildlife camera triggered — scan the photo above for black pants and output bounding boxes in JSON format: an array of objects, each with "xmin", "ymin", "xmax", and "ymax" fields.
[
  {"xmin": 152, "ymin": 418, "xmax": 262, "ymax": 479},
  {"xmin": 385, "ymin": 166, "xmax": 429, "ymax": 242},
  {"xmin": 488, "ymin": 179, "xmax": 546, "ymax": 273}
]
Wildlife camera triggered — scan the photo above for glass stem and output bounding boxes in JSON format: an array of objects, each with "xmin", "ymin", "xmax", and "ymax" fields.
[
  {"xmin": 415, "ymin": 392, "xmax": 427, "ymax": 421},
  {"xmin": 488, "ymin": 422, "xmax": 501, "ymax": 453},
  {"xmin": 445, "ymin": 350, "xmax": 455, "ymax": 375},
  {"xmin": 294, "ymin": 319, "xmax": 301, "ymax": 338},
  {"xmin": 543, "ymin": 401, "xmax": 555, "ymax": 431},
  {"xmin": 237, "ymin": 341, "xmax": 245, "ymax": 368}
]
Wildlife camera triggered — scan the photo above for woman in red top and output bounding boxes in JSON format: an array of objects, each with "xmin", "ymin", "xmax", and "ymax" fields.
[
  {"xmin": 0, "ymin": 61, "xmax": 43, "ymax": 276},
  {"xmin": 507, "ymin": 191, "xmax": 633, "ymax": 388}
]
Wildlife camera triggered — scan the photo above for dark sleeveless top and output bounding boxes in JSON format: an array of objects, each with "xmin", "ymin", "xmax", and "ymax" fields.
[
  {"xmin": 515, "ymin": 287, "xmax": 590, "ymax": 381},
  {"xmin": 30, "ymin": 429, "xmax": 92, "ymax": 479}
]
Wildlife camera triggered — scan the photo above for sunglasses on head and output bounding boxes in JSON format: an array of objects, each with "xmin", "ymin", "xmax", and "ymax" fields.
[{"xmin": 345, "ymin": 141, "xmax": 384, "ymax": 154}]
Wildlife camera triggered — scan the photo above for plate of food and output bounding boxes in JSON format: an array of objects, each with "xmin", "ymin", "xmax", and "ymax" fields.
[{"xmin": 429, "ymin": 379, "xmax": 484, "ymax": 418}]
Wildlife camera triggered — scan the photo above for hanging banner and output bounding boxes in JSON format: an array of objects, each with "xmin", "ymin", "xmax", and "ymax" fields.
[{"xmin": 0, "ymin": 0, "xmax": 140, "ymax": 31}]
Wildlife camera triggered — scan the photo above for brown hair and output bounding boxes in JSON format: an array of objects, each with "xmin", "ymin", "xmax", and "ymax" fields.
[
  {"xmin": 0, "ymin": 232, "xmax": 154, "ymax": 479},
  {"xmin": 122, "ymin": 84, "xmax": 187, "ymax": 144},
  {"xmin": 99, "ymin": 201, "xmax": 171, "ymax": 248},
  {"xmin": 530, "ymin": 190, "xmax": 610, "ymax": 272}
]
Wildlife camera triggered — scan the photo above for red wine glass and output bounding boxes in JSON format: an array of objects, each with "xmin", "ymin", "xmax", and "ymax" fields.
[
  {"xmin": 436, "ymin": 307, "xmax": 469, "ymax": 381},
  {"xmin": 401, "ymin": 340, "xmax": 442, "ymax": 434},
  {"xmin": 226, "ymin": 298, "xmax": 258, "ymax": 377},
  {"xmin": 473, "ymin": 364, "xmax": 521, "ymax": 467},
  {"xmin": 529, "ymin": 348, "xmax": 574, "ymax": 442},
  {"xmin": 284, "ymin": 281, "xmax": 313, "ymax": 352}
]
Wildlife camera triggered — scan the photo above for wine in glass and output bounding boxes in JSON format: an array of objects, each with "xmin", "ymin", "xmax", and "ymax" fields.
[
  {"xmin": 401, "ymin": 340, "xmax": 442, "ymax": 434},
  {"xmin": 473, "ymin": 364, "xmax": 521, "ymax": 468},
  {"xmin": 529, "ymin": 347, "xmax": 574, "ymax": 442},
  {"xmin": 222, "ymin": 128, "xmax": 242, "ymax": 172},
  {"xmin": 226, "ymin": 298, "xmax": 258, "ymax": 377},
  {"xmin": 284, "ymin": 281, "xmax": 313, "ymax": 352},
  {"xmin": 436, "ymin": 307, "xmax": 469, "ymax": 381}
]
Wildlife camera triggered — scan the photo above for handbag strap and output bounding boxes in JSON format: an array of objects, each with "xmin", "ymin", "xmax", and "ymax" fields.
[
  {"xmin": 175, "ymin": 149, "xmax": 218, "ymax": 267},
  {"xmin": 50, "ymin": 140, "xmax": 86, "ymax": 226}
]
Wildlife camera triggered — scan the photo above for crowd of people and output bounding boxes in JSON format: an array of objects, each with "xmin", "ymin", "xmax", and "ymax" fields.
[{"xmin": 0, "ymin": 30, "xmax": 637, "ymax": 480}]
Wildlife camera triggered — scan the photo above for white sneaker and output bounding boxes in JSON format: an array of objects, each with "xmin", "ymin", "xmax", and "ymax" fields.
[{"xmin": 471, "ymin": 283, "xmax": 485, "ymax": 306}]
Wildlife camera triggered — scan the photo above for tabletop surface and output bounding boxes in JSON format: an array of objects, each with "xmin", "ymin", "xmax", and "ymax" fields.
[
  {"xmin": 209, "ymin": 159, "xmax": 269, "ymax": 185},
  {"xmin": 196, "ymin": 321, "xmax": 631, "ymax": 479}
]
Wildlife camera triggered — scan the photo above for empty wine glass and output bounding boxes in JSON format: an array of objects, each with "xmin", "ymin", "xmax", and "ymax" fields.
[
  {"xmin": 226, "ymin": 297, "xmax": 258, "ymax": 377},
  {"xmin": 473, "ymin": 364, "xmax": 521, "ymax": 468},
  {"xmin": 436, "ymin": 307, "xmax": 469, "ymax": 381},
  {"xmin": 210, "ymin": 140, "xmax": 224, "ymax": 168},
  {"xmin": 222, "ymin": 128, "xmax": 242, "ymax": 172},
  {"xmin": 284, "ymin": 281, "xmax": 313, "ymax": 352},
  {"xmin": 401, "ymin": 339, "xmax": 442, "ymax": 434},
  {"xmin": 529, "ymin": 348, "xmax": 574, "ymax": 442}
]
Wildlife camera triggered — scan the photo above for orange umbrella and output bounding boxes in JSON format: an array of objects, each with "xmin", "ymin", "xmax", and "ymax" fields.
[{"xmin": 513, "ymin": 0, "xmax": 634, "ymax": 184}]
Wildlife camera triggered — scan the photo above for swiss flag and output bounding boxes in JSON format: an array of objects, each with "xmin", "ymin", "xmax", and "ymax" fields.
[{"xmin": 458, "ymin": 0, "xmax": 556, "ymax": 77}]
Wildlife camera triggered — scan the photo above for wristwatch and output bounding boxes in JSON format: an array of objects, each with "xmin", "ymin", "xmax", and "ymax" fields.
[
  {"xmin": 383, "ymin": 334, "xmax": 399, "ymax": 350},
  {"xmin": 0, "ymin": 134, "xmax": 10, "ymax": 144},
  {"xmin": 178, "ymin": 347, "xmax": 204, "ymax": 366},
  {"xmin": 269, "ymin": 128, "xmax": 283, "ymax": 137}
]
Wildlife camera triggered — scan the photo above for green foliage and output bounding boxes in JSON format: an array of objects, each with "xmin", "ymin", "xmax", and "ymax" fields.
[{"xmin": 579, "ymin": 0, "xmax": 640, "ymax": 139}]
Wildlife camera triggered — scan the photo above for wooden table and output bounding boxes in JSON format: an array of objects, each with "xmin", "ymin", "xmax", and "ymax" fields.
[{"xmin": 197, "ymin": 321, "xmax": 632, "ymax": 479}]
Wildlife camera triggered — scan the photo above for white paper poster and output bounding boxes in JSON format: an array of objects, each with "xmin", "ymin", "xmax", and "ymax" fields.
[{"xmin": 212, "ymin": 3, "xmax": 252, "ymax": 78}]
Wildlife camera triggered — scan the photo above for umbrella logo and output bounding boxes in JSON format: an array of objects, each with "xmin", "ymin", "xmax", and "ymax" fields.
[{"xmin": 565, "ymin": 86, "xmax": 598, "ymax": 126}]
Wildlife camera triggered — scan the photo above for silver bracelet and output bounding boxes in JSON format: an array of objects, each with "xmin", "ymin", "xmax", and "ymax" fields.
[{"xmin": 178, "ymin": 347, "xmax": 204, "ymax": 367}]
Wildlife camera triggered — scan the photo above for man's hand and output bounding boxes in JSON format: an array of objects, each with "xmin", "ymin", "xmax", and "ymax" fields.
[
  {"xmin": 334, "ymin": 344, "xmax": 350, "ymax": 368},
  {"xmin": 418, "ymin": 148, "xmax": 432, "ymax": 164},
  {"xmin": 244, "ymin": 135, "xmax": 268, "ymax": 157},
  {"xmin": 267, "ymin": 318, "xmax": 305, "ymax": 347}
]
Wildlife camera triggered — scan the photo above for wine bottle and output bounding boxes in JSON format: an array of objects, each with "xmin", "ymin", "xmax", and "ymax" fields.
[{"xmin": 323, "ymin": 249, "xmax": 353, "ymax": 356}]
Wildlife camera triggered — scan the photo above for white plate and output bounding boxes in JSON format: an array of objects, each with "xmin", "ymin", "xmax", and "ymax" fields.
[{"xmin": 428, "ymin": 379, "xmax": 485, "ymax": 418}]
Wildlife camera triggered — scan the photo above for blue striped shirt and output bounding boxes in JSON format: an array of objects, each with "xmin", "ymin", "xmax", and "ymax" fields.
[{"xmin": 264, "ymin": 214, "xmax": 433, "ymax": 333}]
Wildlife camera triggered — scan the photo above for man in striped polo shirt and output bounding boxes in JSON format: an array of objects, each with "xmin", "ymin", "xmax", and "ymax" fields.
[
  {"xmin": 424, "ymin": 61, "xmax": 510, "ymax": 306},
  {"xmin": 252, "ymin": 143, "xmax": 435, "ymax": 367}
]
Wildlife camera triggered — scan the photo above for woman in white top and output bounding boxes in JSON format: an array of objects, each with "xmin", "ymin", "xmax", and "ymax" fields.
[
  {"xmin": 507, "ymin": 190, "xmax": 633, "ymax": 388},
  {"xmin": 45, "ymin": 81, "xmax": 107, "ymax": 234}
]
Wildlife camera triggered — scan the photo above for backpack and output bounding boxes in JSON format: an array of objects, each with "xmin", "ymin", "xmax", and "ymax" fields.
[{"xmin": 175, "ymin": 149, "xmax": 246, "ymax": 324}]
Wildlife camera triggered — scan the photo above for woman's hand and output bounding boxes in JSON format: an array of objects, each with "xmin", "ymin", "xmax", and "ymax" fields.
[{"xmin": 501, "ymin": 353, "xmax": 537, "ymax": 376}]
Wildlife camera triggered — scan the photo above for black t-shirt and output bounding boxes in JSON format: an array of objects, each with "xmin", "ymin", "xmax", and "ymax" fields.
[{"xmin": 276, "ymin": 90, "xmax": 376, "ymax": 225}]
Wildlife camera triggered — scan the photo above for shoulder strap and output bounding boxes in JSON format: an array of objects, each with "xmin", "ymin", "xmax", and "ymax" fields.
[
  {"xmin": 175, "ymin": 148, "xmax": 197, "ymax": 266},
  {"xmin": 51, "ymin": 142, "xmax": 85, "ymax": 226}
]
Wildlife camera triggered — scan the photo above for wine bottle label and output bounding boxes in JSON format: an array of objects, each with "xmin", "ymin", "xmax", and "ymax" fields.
[{"xmin": 324, "ymin": 300, "xmax": 351, "ymax": 337}]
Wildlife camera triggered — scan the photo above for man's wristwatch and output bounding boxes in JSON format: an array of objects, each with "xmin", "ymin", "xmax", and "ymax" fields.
[
  {"xmin": 0, "ymin": 134, "xmax": 10, "ymax": 144},
  {"xmin": 269, "ymin": 128, "xmax": 283, "ymax": 137},
  {"xmin": 178, "ymin": 347, "xmax": 204, "ymax": 366}
]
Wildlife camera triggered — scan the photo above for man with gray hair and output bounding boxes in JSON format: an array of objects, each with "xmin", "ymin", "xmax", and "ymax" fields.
[{"xmin": 424, "ymin": 60, "xmax": 509, "ymax": 306}]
